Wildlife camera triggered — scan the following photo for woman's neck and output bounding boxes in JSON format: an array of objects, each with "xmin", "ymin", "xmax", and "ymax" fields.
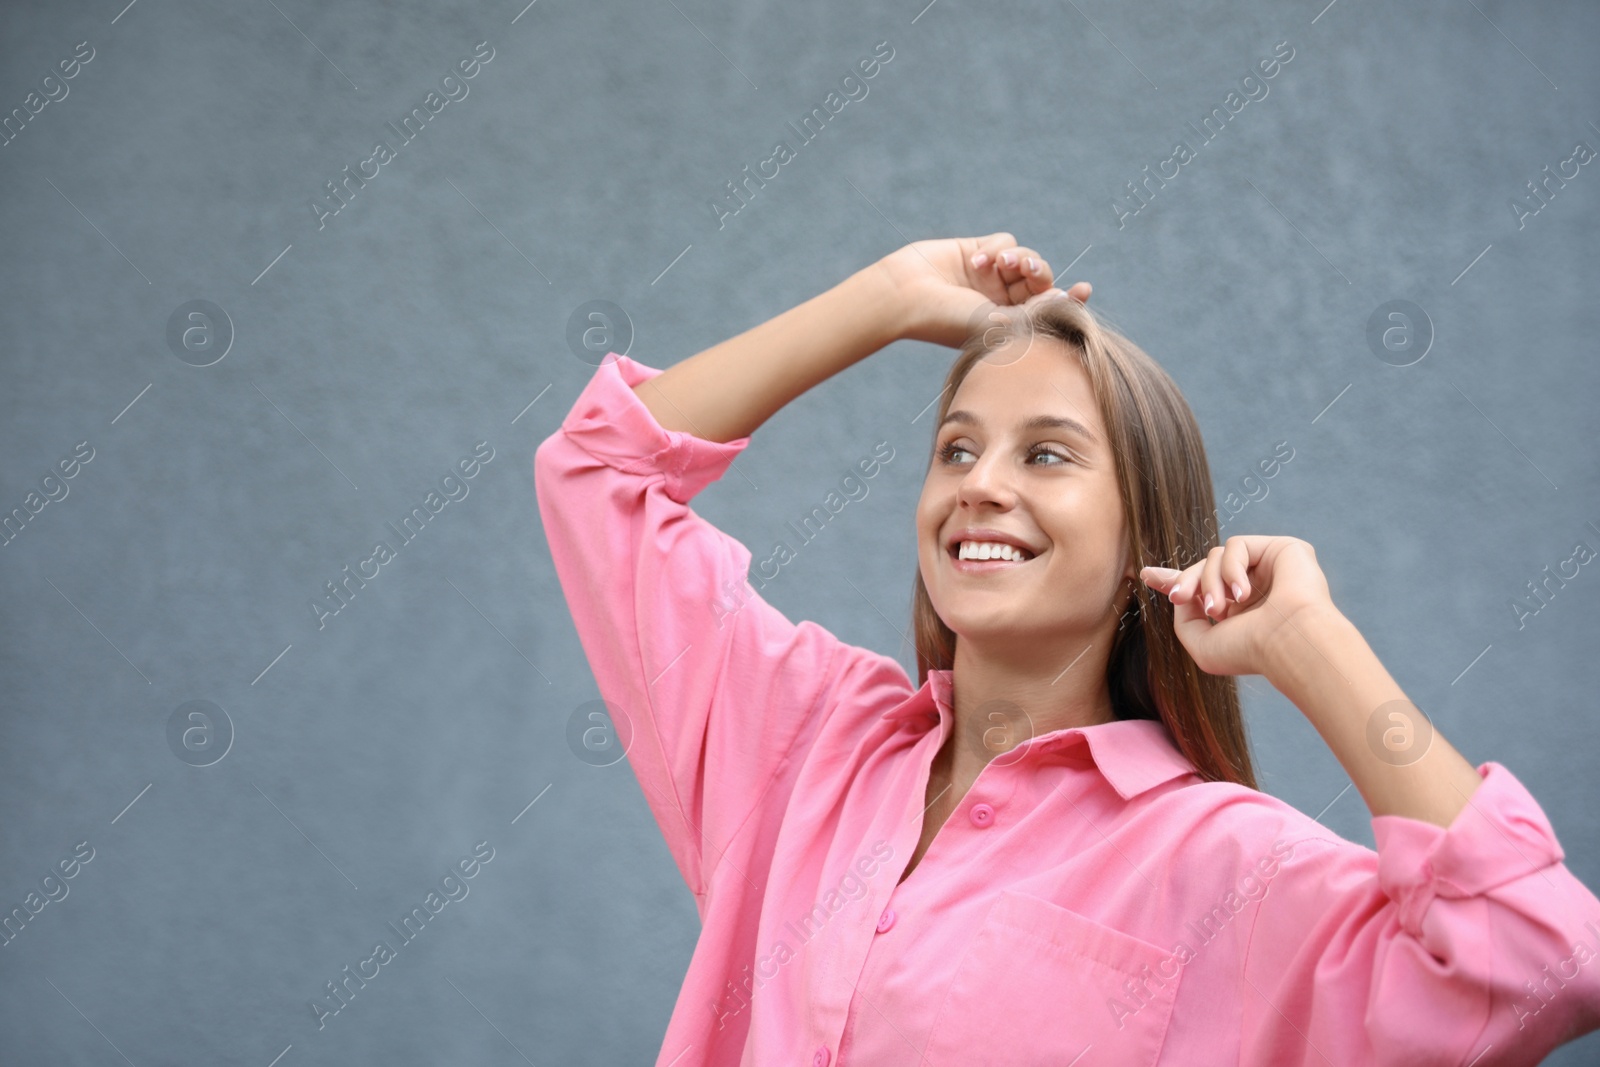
[{"xmin": 944, "ymin": 639, "xmax": 1117, "ymax": 781}]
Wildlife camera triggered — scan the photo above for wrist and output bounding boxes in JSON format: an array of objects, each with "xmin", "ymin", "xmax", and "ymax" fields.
[
  {"xmin": 1260, "ymin": 602, "xmax": 1351, "ymax": 690},
  {"xmin": 853, "ymin": 256, "xmax": 917, "ymax": 346}
]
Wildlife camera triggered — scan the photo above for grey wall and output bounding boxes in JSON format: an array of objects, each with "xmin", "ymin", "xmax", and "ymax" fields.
[{"xmin": 2, "ymin": 0, "xmax": 1597, "ymax": 1063}]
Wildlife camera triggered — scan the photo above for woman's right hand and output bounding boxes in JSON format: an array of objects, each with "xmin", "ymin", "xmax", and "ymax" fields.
[{"xmin": 874, "ymin": 233, "xmax": 1092, "ymax": 349}]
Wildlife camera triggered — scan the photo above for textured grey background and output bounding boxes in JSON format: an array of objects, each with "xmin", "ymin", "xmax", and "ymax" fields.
[{"xmin": 2, "ymin": 0, "xmax": 1597, "ymax": 1063}]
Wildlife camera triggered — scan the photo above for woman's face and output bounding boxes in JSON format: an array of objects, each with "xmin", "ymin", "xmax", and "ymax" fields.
[{"xmin": 916, "ymin": 339, "xmax": 1135, "ymax": 651}]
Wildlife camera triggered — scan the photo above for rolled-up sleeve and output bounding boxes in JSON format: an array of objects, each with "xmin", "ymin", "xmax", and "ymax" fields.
[
  {"xmin": 533, "ymin": 354, "xmax": 866, "ymax": 911},
  {"xmin": 1240, "ymin": 761, "xmax": 1600, "ymax": 1066}
]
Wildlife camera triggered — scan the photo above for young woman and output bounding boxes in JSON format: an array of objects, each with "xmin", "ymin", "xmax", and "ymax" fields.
[{"xmin": 534, "ymin": 233, "xmax": 1600, "ymax": 1066}]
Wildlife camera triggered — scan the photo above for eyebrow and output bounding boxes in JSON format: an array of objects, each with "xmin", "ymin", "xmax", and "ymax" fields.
[{"xmin": 937, "ymin": 408, "xmax": 1101, "ymax": 446}]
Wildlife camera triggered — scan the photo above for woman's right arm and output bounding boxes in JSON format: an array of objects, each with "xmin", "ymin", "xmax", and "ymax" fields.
[
  {"xmin": 535, "ymin": 234, "xmax": 1078, "ymax": 907},
  {"xmin": 631, "ymin": 233, "xmax": 1082, "ymax": 443}
]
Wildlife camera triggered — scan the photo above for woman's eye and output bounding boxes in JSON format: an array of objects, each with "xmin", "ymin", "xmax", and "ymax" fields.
[
  {"xmin": 937, "ymin": 442, "xmax": 972, "ymax": 463},
  {"xmin": 936, "ymin": 443, "xmax": 1070, "ymax": 466}
]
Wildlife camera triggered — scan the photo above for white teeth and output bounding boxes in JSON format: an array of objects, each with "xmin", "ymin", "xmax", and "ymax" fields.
[{"xmin": 957, "ymin": 541, "xmax": 1031, "ymax": 562}]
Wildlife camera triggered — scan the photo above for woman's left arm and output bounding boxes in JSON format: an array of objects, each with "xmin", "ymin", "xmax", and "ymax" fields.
[
  {"xmin": 1259, "ymin": 601, "xmax": 1485, "ymax": 827},
  {"xmin": 1142, "ymin": 536, "xmax": 1600, "ymax": 1063},
  {"xmin": 1143, "ymin": 535, "xmax": 1480, "ymax": 827}
]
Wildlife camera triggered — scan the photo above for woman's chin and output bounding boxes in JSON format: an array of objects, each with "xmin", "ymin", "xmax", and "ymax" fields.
[{"xmin": 938, "ymin": 613, "xmax": 1038, "ymax": 645}]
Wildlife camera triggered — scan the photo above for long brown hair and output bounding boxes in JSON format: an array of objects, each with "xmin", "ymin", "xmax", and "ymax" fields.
[{"xmin": 910, "ymin": 297, "xmax": 1257, "ymax": 789}]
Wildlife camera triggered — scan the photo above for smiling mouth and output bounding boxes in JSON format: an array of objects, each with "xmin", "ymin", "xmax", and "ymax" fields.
[{"xmin": 947, "ymin": 543, "xmax": 1040, "ymax": 566}]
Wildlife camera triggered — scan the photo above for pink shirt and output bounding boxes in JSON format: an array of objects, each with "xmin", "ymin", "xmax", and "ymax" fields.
[{"xmin": 534, "ymin": 353, "xmax": 1600, "ymax": 1067}]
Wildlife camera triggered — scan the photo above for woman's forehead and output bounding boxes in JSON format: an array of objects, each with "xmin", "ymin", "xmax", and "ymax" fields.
[{"xmin": 946, "ymin": 355, "xmax": 1102, "ymax": 439}]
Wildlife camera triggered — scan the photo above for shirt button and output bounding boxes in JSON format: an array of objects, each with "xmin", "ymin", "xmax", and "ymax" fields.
[
  {"xmin": 969, "ymin": 802, "xmax": 995, "ymax": 828},
  {"xmin": 812, "ymin": 1045, "xmax": 831, "ymax": 1067},
  {"xmin": 876, "ymin": 907, "xmax": 897, "ymax": 934}
]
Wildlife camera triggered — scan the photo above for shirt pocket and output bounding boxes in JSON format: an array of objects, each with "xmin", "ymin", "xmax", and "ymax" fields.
[{"xmin": 920, "ymin": 889, "xmax": 1181, "ymax": 1067}]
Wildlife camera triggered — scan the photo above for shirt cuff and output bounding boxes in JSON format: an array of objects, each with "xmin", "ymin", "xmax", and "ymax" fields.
[
  {"xmin": 556, "ymin": 354, "xmax": 751, "ymax": 502},
  {"xmin": 1373, "ymin": 761, "xmax": 1565, "ymax": 936}
]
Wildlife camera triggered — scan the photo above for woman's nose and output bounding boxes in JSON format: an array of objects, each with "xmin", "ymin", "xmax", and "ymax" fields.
[{"xmin": 957, "ymin": 453, "xmax": 1016, "ymax": 506}]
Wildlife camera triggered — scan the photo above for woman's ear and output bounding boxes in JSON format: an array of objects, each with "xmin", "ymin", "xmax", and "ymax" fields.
[{"xmin": 1121, "ymin": 546, "xmax": 1141, "ymax": 586}]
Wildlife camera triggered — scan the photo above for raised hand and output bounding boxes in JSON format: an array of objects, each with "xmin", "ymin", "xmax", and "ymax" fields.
[{"xmin": 875, "ymin": 232, "xmax": 1092, "ymax": 349}]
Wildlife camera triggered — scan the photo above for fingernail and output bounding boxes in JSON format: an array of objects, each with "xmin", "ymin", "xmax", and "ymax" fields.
[
  {"xmin": 1231, "ymin": 581, "xmax": 1243, "ymax": 601},
  {"xmin": 1204, "ymin": 594, "xmax": 1214, "ymax": 615},
  {"xmin": 1000, "ymin": 251, "xmax": 1017, "ymax": 267},
  {"xmin": 1046, "ymin": 288, "xmax": 1067, "ymax": 299},
  {"xmin": 1025, "ymin": 256, "xmax": 1038, "ymax": 273},
  {"xmin": 972, "ymin": 252, "xmax": 989, "ymax": 269}
]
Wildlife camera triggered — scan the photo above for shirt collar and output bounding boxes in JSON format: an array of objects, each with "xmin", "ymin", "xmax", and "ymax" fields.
[{"xmin": 881, "ymin": 669, "xmax": 1201, "ymax": 802}]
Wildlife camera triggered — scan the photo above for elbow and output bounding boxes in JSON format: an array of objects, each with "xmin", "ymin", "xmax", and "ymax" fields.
[
  {"xmin": 533, "ymin": 432, "xmax": 579, "ymax": 529},
  {"xmin": 533, "ymin": 430, "xmax": 559, "ymax": 474},
  {"xmin": 532, "ymin": 430, "xmax": 572, "ymax": 496}
]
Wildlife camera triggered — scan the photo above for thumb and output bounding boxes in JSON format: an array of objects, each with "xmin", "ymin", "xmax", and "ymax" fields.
[{"xmin": 1139, "ymin": 566, "xmax": 1182, "ymax": 591}]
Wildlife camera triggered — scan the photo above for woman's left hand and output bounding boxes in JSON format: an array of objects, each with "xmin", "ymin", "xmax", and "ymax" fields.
[{"xmin": 1138, "ymin": 536, "xmax": 1339, "ymax": 678}]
